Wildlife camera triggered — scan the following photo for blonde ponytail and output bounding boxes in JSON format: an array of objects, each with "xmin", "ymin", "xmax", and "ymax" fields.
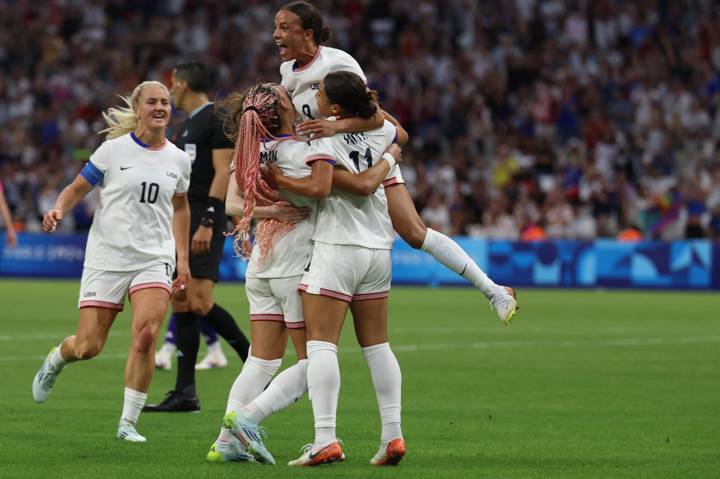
[{"xmin": 99, "ymin": 80, "xmax": 169, "ymax": 140}]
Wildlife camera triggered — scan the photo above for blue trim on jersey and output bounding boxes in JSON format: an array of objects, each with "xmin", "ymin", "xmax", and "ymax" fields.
[
  {"xmin": 130, "ymin": 132, "xmax": 150, "ymax": 148},
  {"xmin": 307, "ymin": 158, "xmax": 336, "ymax": 166},
  {"xmin": 393, "ymin": 130, "xmax": 398, "ymax": 143},
  {"xmin": 80, "ymin": 161, "xmax": 104, "ymax": 186}
]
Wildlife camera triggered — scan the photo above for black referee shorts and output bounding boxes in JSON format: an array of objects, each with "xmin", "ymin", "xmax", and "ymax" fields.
[{"xmin": 187, "ymin": 202, "xmax": 226, "ymax": 282}]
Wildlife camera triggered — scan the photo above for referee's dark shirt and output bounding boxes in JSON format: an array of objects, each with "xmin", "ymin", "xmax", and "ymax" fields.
[{"xmin": 172, "ymin": 103, "xmax": 233, "ymax": 205}]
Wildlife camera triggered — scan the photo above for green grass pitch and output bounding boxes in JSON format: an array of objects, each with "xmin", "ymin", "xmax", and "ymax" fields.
[{"xmin": 1, "ymin": 279, "xmax": 718, "ymax": 478}]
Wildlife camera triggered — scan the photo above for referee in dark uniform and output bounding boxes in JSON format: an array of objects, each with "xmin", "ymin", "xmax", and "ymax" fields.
[{"xmin": 144, "ymin": 61, "xmax": 249, "ymax": 412}]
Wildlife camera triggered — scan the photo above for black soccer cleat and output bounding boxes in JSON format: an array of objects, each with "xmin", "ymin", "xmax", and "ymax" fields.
[{"xmin": 143, "ymin": 390, "xmax": 201, "ymax": 413}]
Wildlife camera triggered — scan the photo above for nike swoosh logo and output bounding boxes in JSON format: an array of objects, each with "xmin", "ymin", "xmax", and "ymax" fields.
[
  {"xmin": 120, "ymin": 166, "xmax": 133, "ymax": 171},
  {"xmin": 308, "ymin": 446, "xmax": 326, "ymax": 459}
]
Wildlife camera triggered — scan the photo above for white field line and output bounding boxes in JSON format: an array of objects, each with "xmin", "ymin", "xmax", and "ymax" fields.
[
  {"xmin": 0, "ymin": 331, "xmax": 125, "ymax": 342},
  {"xmin": 1, "ymin": 335, "xmax": 719, "ymax": 362}
]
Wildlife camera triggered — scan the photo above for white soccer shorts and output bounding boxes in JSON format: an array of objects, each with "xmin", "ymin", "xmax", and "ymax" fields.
[
  {"xmin": 77, "ymin": 262, "xmax": 173, "ymax": 310},
  {"xmin": 383, "ymin": 164, "xmax": 406, "ymax": 187},
  {"xmin": 246, "ymin": 275, "xmax": 305, "ymax": 329},
  {"xmin": 299, "ymin": 242, "xmax": 391, "ymax": 302}
]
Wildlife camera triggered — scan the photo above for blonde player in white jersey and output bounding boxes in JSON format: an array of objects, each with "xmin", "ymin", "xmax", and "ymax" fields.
[
  {"xmin": 274, "ymin": 1, "xmax": 518, "ymax": 324},
  {"xmin": 260, "ymin": 71, "xmax": 408, "ymax": 467},
  {"xmin": 205, "ymin": 82, "xmax": 402, "ymax": 464},
  {"xmin": 31, "ymin": 81, "xmax": 191, "ymax": 443}
]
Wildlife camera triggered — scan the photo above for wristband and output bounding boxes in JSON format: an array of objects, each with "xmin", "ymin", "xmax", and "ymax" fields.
[
  {"xmin": 381, "ymin": 152, "xmax": 396, "ymax": 170},
  {"xmin": 202, "ymin": 196, "xmax": 224, "ymax": 223},
  {"xmin": 205, "ymin": 196, "xmax": 224, "ymax": 215}
]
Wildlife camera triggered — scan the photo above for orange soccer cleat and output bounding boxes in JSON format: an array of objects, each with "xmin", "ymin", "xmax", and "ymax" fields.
[{"xmin": 370, "ymin": 438, "xmax": 406, "ymax": 466}]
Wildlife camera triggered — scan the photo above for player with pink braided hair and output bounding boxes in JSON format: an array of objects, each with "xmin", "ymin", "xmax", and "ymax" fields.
[
  {"xmin": 229, "ymin": 84, "xmax": 291, "ymax": 260},
  {"xmin": 207, "ymin": 82, "xmax": 400, "ymax": 464}
]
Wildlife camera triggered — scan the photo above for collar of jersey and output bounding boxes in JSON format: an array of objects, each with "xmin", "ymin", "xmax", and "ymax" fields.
[
  {"xmin": 262, "ymin": 134, "xmax": 294, "ymax": 142},
  {"xmin": 131, "ymin": 132, "xmax": 167, "ymax": 150},
  {"xmin": 292, "ymin": 45, "xmax": 322, "ymax": 72}
]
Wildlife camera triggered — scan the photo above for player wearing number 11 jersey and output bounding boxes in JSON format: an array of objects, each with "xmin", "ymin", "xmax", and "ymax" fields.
[{"xmin": 275, "ymin": 1, "xmax": 518, "ymax": 326}]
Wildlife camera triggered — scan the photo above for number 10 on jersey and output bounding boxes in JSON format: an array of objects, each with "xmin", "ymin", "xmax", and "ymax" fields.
[{"xmin": 140, "ymin": 182, "xmax": 159, "ymax": 204}]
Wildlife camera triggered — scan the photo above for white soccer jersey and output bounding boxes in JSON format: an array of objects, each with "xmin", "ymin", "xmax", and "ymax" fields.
[
  {"xmin": 82, "ymin": 133, "xmax": 191, "ymax": 271},
  {"xmin": 280, "ymin": 46, "xmax": 366, "ymax": 121},
  {"xmin": 245, "ymin": 137, "xmax": 319, "ymax": 279},
  {"xmin": 309, "ymin": 120, "xmax": 397, "ymax": 250}
]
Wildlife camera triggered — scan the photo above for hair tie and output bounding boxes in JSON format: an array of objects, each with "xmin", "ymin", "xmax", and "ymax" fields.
[{"xmin": 243, "ymin": 106, "xmax": 259, "ymax": 114}]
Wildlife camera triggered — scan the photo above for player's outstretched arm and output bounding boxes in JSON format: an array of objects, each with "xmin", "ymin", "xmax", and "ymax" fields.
[
  {"xmin": 333, "ymin": 144, "xmax": 402, "ymax": 196},
  {"xmin": 42, "ymin": 175, "xmax": 94, "ymax": 233}
]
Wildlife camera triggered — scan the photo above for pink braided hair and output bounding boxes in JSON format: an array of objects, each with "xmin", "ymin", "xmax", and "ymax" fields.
[{"xmin": 227, "ymin": 84, "xmax": 297, "ymax": 262}]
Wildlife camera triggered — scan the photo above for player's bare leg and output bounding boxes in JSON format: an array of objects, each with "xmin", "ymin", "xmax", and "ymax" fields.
[
  {"xmin": 32, "ymin": 307, "xmax": 118, "ymax": 403},
  {"xmin": 385, "ymin": 184, "xmax": 518, "ymax": 324},
  {"xmin": 119, "ymin": 287, "xmax": 170, "ymax": 442}
]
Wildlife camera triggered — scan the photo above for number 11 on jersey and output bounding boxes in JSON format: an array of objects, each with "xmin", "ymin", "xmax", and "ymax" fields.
[{"xmin": 349, "ymin": 148, "xmax": 373, "ymax": 172}]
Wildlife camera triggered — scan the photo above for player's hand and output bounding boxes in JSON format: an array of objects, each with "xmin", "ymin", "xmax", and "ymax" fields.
[
  {"xmin": 5, "ymin": 229, "xmax": 17, "ymax": 248},
  {"xmin": 260, "ymin": 163, "xmax": 283, "ymax": 189},
  {"xmin": 297, "ymin": 119, "xmax": 338, "ymax": 139},
  {"xmin": 270, "ymin": 200, "xmax": 310, "ymax": 224},
  {"xmin": 172, "ymin": 261, "xmax": 190, "ymax": 293},
  {"xmin": 42, "ymin": 209, "xmax": 63, "ymax": 233},
  {"xmin": 191, "ymin": 225, "xmax": 212, "ymax": 255},
  {"xmin": 385, "ymin": 143, "xmax": 402, "ymax": 163}
]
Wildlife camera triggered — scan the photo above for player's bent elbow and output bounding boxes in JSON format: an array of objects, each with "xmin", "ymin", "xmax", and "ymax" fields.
[
  {"xmin": 225, "ymin": 198, "xmax": 242, "ymax": 217},
  {"xmin": 392, "ymin": 215, "xmax": 427, "ymax": 249},
  {"xmin": 311, "ymin": 184, "xmax": 332, "ymax": 198},
  {"xmin": 355, "ymin": 181, "xmax": 376, "ymax": 196}
]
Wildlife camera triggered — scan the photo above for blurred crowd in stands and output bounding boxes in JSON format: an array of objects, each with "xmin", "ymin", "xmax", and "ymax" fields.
[{"xmin": 1, "ymin": 0, "xmax": 720, "ymax": 240}]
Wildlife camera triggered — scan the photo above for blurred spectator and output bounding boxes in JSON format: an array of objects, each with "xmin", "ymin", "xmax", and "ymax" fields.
[{"xmin": 1, "ymin": 0, "xmax": 720, "ymax": 241}]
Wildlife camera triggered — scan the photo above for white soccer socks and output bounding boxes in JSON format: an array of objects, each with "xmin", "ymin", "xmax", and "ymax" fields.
[
  {"xmin": 307, "ymin": 340, "xmax": 340, "ymax": 447},
  {"xmin": 225, "ymin": 355, "xmax": 282, "ymax": 414},
  {"xmin": 247, "ymin": 359, "xmax": 309, "ymax": 424},
  {"xmin": 420, "ymin": 228, "xmax": 499, "ymax": 298},
  {"xmin": 49, "ymin": 344, "xmax": 68, "ymax": 370},
  {"xmin": 121, "ymin": 387, "xmax": 148, "ymax": 425},
  {"xmin": 362, "ymin": 342, "xmax": 403, "ymax": 444}
]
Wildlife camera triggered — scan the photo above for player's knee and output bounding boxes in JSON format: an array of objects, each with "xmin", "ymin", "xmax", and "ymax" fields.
[
  {"xmin": 189, "ymin": 295, "xmax": 213, "ymax": 317},
  {"xmin": 132, "ymin": 326, "xmax": 157, "ymax": 353},
  {"xmin": 403, "ymin": 225, "xmax": 427, "ymax": 249},
  {"xmin": 394, "ymin": 218, "xmax": 427, "ymax": 249}
]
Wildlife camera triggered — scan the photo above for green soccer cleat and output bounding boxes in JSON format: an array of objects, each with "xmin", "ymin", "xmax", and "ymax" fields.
[
  {"xmin": 491, "ymin": 286, "xmax": 519, "ymax": 325},
  {"xmin": 223, "ymin": 411, "xmax": 275, "ymax": 465},
  {"xmin": 207, "ymin": 435, "xmax": 255, "ymax": 463}
]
